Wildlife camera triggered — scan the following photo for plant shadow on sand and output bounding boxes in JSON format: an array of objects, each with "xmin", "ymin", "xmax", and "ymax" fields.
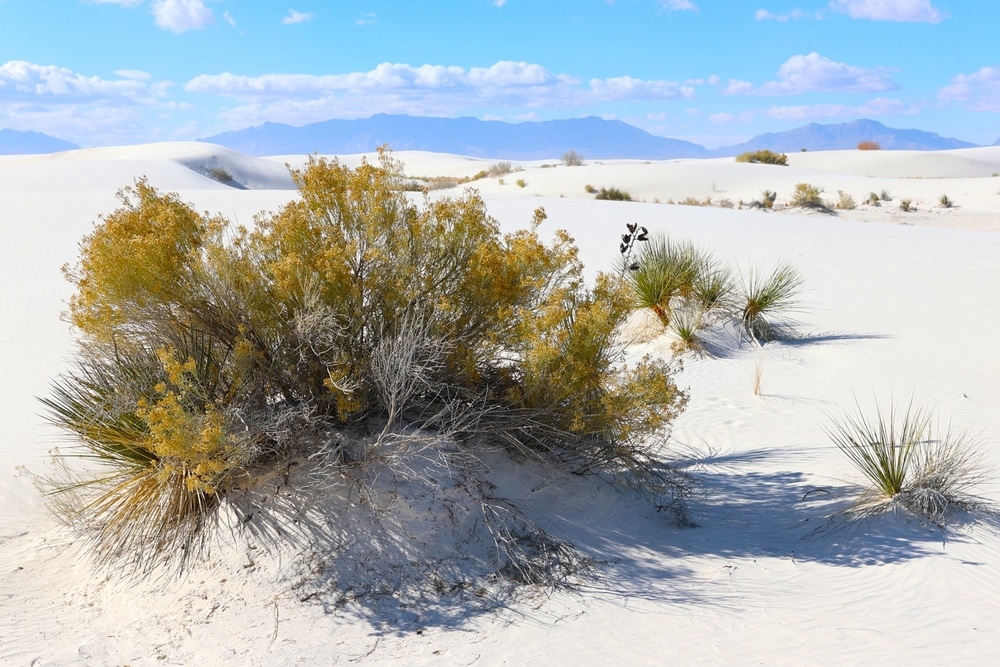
[{"xmin": 527, "ymin": 444, "xmax": 996, "ymax": 612}]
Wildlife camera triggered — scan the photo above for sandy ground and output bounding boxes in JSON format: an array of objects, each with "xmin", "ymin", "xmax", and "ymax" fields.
[{"xmin": 2, "ymin": 144, "xmax": 999, "ymax": 665}]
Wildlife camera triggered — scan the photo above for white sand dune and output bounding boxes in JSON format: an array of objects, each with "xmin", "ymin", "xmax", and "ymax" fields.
[{"xmin": 2, "ymin": 144, "xmax": 999, "ymax": 665}]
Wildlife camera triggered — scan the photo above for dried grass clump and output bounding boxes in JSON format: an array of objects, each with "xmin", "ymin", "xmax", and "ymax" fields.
[
  {"xmin": 45, "ymin": 150, "xmax": 688, "ymax": 573},
  {"xmin": 562, "ymin": 150, "xmax": 584, "ymax": 166},
  {"xmin": 857, "ymin": 141, "xmax": 881, "ymax": 151},
  {"xmin": 790, "ymin": 183, "xmax": 835, "ymax": 213}
]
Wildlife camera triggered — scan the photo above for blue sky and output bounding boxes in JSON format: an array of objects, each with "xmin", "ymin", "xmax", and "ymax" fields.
[{"xmin": 1, "ymin": 0, "xmax": 998, "ymax": 148}]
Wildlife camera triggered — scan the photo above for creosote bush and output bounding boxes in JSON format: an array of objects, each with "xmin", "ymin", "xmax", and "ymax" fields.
[
  {"xmin": 595, "ymin": 186, "xmax": 633, "ymax": 201},
  {"xmin": 46, "ymin": 150, "xmax": 688, "ymax": 570},
  {"xmin": 736, "ymin": 150, "xmax": 788, "ymax": 166}
]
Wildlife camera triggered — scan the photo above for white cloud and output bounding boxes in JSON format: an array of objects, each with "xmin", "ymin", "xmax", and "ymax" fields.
[
  {"xmin": 86, "ymin": 0, "xmax": 143, "ymax": 6},
  {"xmin": 184, "ymin": 61, "xmax": 694, "ymax": 128},
  {"xmin": 0, "ymin": 61, "xmax": 156, "ymax": 101},
  {"xmin": 723, "ymin": 79, "xmax": 754, "ymax": 96},
  {"xmin": 356, "ymin": 12, "xmax": 376, "ymax": 26},
  {"xmin": 492, "ymin": 0, "xmax": 507, "ymax": 7},
  {"xmin": 282, "ymin": 9, "xmax": 314, "ymax": 25},
  {"xmin": 726, "ymin": 53, "xmax": 898, "ymax": 95},
  {"xmin": 0, "ymin": 61, "xmax": 178, "ymax": 145},
  {"xmin": 151, "ymin": 0, "xmax": 215, "ymax": 33},
  {"xmin": 658, "ymin": 0, "xmax": 697, "ymax": 10},
  {"xmin": 222, "ymin": 11, "xmax": 235, "ymax": 27},
  {"xmin": 755, "ymin": 8, "xmax": 820, "ymax": 21},
  {"xmin": 115, "ymin": 69, "xmax": 153, "ymax": 81},
  {"xmin": 829, "ymin": 0, "xmax": 945, "ymax": 23},
  {"xmin": 938, "ymin": 67, "xmax": 1000, "ymax": 112}
]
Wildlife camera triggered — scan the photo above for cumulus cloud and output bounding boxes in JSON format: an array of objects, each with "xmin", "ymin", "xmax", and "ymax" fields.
[
  {"xmin": 282, "ymin": 9, "xmax": 314, "ymax": 25},
  {"xmin": 938, "ymin": 67, "xmax": 1000, "ymax": 112},
  {"xmin": 725, "ymin": 53, "xmax": 898, "ymax": 95},
  {"xmin": 0, "ymin": 61, "xmax": 178, "ymax": 145},
  {"xmin": 184, "ymin": 61, "xmax": 694, "ymax": 128},
  {"xmin": 0, "ymin": 60, "xmax": 156, "ymax": 101},
  {"xmin": 829, "ymin": 0, "xmax": 945, "ymax": 23},
  {"xmin": 151, "ymin": 0, "xmax": 215, "ymax": 33}
]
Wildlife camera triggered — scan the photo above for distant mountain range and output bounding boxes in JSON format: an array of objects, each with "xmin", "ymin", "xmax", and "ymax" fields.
[
  {"xmin": 2, "ymin": 116, "xmax": 993, "ymax": 159},
  {"xmin": 199, "ymin": 115, "xmax": 983, "ymax": 159},
  {"xmin": 0, "ymin": 128, "xmax": 79, "ymax": 155}
]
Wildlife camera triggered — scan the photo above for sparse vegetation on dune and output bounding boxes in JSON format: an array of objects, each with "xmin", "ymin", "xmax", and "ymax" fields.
[
  {"xmin": 857, "ymin": 141, "xmax": 881, "ymax": 150},
  {"xmin": 44, "ymin": 150, "xmax": 689, "ymax": 576},
  {"xmin": 620, "ymin": 226, "xmax": 801, "ymax": 350}
]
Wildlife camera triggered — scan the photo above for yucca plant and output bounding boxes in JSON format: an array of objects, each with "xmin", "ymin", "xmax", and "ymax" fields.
[
  {"xmin": 668, "ymin": 306, "xmax": 704, "ymax": 355},
  {"xmin": 826, "ymin": 399, "xmax": 992, "ymax": 525},
  {"xmin": 737, "ymin": 262, "xmax": 804, "ymax": 345},
  {"xmin": 623, "ymin": 235, "xmax": 706, "ymax": 327}
]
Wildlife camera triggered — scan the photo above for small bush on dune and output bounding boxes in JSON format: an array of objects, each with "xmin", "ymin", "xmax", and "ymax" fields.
[
  {"xmin": 595, "ymin": 186, "xmax": 633, "ymax": 201},
  {"xmin": 866, "ymin": 192, "xmax": 882, "ymax": 207},
  {"xmin": 825, "ymin": 399, "xmax": 994, "ymax": 526},
  {"xmin": 899, "ymin": 198, "xmax": 915, "ymax": 212},
  {"xmin": 735, "ymin": 150, "xmax": 788, "ymax": 166},
  {"xmin": 939, "ymin": 194, "xmax": 953, "ymax": 208},
  {"xmin": 857, "ymin": 141, "xmax": 881, "ymax": 151},
  {"xmin": 562, "ymin": 150, "xmax": 584, "ymax": 167},
  {"xmin": 836, "ymin": 191, "xmax": 856, "ymax": 210},
  {"xmin": 46, "ymin": 150, "xmax": 688, "ymax": 573},
  {"xmin": 790, "ymin": 183, "xmax": 835, "ymax": 214},
  {"xmin": 488, "ymin": 161, "xmax": 512, "ymax": 177}
]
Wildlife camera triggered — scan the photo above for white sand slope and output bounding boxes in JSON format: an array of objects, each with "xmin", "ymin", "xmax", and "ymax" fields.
[{"xmin": 2, "ymin": 144, "xmax": 999, "ymax": 665}]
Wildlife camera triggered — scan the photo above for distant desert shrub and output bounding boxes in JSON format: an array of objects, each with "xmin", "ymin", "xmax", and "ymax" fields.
[
  {"xmin": 516, "ymin": 178, "xmax": 527, "ymax": 188},
  {"xmin": 488, "ymin": 161, "xmax": 512, "ymax": 177},
  {"xmin": 735, "ymin": 149, "xmax": 788, "ymax": 166},
  {"xmin": 866, "ymin": 192, "xmax": 882, "ymax": 207},
  {"xmin": 899, "ymin": 198, "xmax": 915, "ymax": 212},
  {"xmin": 826, "ymin": 399, "xmax": 994, "ymax": 526},
  {"xmin": 207, "ymin": 166, "xmax": 233, "ymax": 182},
  {"xmin": 836, "ymin": 190, "xmax": 856, "ymax": 210},
  {"xmin": 562, "ymin": 150, "xmax": 584, "ymax": 167},
  {"xmin": 45, "ymin": 150, "xmax": 689, "ymax": 571},
  {"xmin": 748, "ymin": 189, "xmax": 778, "ymax": 210},
  {"xmin": 595, "ymin": 186, "xmax": 633, "ymax": 201},
  {"xmin": 939, "ymin": 194, "xmax": 954, "ymax": 208},
  {"xmin": 790, "ymin": 183, "xmax": 834, "ymax": 213},
  {"xmin": 879, "ymin": 188, "xmax": 892, "ymax": 202},
  {"xmin": 857, "ymin": 141, "xmax": 881, "ymax": 151},
  {"xmin": 584, "ymin": 184, "xmax": 598, "ymax": 194}
]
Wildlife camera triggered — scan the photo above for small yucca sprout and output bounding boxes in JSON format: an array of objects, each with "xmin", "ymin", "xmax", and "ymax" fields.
[{"xmin": 939, "ymin": 194, "xmax": 953, "ymax": 208}]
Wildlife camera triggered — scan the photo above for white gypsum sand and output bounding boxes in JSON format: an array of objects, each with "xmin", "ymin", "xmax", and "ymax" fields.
[{"xmin": 2, "ymin": 144, "xmax": 999, "ymax": 665}]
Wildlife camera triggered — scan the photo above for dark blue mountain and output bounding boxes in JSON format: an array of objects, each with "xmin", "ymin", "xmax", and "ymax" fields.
[
  {"xmin": 713, "ymin": 119, "xmax": 976, "ymax": 155},
  {"xmin": 200, "ymin": 114, "xmax": 710, "ymax": 159},
  {"xmin": 0, "ymin": 128, "xmax": 79, "ymax": 155},
  {"xmin": 199, "ymin": 115, "xmax": 981, "ymax": 159}
]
